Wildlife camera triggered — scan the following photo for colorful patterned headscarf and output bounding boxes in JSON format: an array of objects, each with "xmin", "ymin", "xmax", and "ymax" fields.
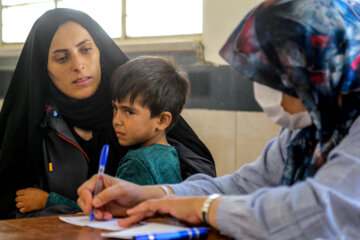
[{"xmin": 220, "ymin": 0, "xmax": 360, "ymax": 185}]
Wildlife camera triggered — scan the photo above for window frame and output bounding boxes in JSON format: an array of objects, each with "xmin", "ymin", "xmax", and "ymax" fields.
[{"xmin": 0, "ymin": 0, "xmax": 203, "ymax": 57}]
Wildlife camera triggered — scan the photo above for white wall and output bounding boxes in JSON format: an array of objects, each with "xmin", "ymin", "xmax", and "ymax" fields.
[
  {"xmin": 182, "ymin": 109, "xmax": 279, "ymax": 176},
  {"xmin": 202, "ymin": 0, "xmax": 263, "ymax": 64}
]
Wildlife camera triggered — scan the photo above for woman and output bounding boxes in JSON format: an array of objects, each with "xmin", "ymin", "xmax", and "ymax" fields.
[
  {"xmin": 77, "ymin": 0, "xmax": 360, "ymax": 239},
  {"xmin": 0, "ymin": 8, "xmax": 215, "ymax": 219}
]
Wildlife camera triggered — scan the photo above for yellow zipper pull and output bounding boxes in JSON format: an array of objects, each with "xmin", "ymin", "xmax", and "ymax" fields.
[{"xmin": 49, "ymin": 163, "xmax": 53, "ymax": 172}]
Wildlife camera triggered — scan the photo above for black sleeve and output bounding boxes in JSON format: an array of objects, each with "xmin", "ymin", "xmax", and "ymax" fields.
[{"xmin": 0, "ymin": 189, "xmax": 17, "ymax": 219}]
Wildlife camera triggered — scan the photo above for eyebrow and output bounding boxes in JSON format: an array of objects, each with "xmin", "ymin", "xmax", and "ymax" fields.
[
  {"xmin": 51, "ymin": 39, "xmax": 91, "ymax": 54},
  {"xmin": 119, "ymin": 105, "xmax": 139, "ymax": 113},
  {"xmin": 76, "ymin": 39, "xmax": 90, "ymax": 47}
]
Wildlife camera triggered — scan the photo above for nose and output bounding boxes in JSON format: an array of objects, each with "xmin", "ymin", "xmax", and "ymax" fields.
[
  {"xmin": 112, "ymin": 110, "xmax": 123, "ymax": 127},
  {"xmin": 71, "ymin": 55, "xmax": 85, "ymax": 72}
]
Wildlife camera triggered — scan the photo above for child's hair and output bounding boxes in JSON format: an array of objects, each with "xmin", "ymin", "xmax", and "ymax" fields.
[{"xmin": 110, "ymin": 56, "xmax": 190, "ymax": 131}]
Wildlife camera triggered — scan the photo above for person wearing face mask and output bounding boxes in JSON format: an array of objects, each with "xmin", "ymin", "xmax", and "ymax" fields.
[
  {"xmin": 253, "ymin": 82, "xmax": 312, "ymax": 130},
  {"xmin": 77, "ymin": 0, "xmax": 360, "ymax": 239}
]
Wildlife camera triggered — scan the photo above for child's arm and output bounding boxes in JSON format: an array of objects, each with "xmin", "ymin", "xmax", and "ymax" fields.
[
  {"xmin": 15, "ymin": 188, "xmax": 81, "ymax": 213},
  {"xmin": 46, "ymin": 192, "xmax": 82, "ymax": 211},
  {"xmin": 15, "ymin": 188, "xmax": 49, "ymax": 213}
]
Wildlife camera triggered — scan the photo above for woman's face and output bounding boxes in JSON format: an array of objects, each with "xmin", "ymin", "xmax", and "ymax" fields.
[{"xmin": 47, "ymin": 21, "xmax": 101, "ymax": 99}]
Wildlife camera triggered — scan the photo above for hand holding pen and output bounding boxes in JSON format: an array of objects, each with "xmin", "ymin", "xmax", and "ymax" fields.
[{"xmin": 89, "ymin": 144, "xmax": 109, "ymax": 221}]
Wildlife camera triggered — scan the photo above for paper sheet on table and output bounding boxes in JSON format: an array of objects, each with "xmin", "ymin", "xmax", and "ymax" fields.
[
  {"xmin": 101, "ymin": 222, "xmax": 191, "ymax": 239},
  {"xmin": 59, "ymin": 216, "xmax": 125, "ymax": 231}
]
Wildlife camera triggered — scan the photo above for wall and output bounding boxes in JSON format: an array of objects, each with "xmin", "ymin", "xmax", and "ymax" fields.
[
  {"xmin": 0, "ymin": 1, "xmax": 280, "ymax": 177},
  {"xmin": 203, "ymin": 0, "xmax": 263, "ymax": 64},
  {"xmin": 182, "ymin": 109, "xmax": 279, "ymax": 176}
]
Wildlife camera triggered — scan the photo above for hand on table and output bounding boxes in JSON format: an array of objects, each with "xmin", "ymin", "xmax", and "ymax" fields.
[
  {"xmin": 77, "ymin": 174, "xmax": 164, "ymax": 220},
  {"xmin": 15, "ymin": 188, "xmax": 49, "ymax": 213},
  {"xmin": 118, "ymin": 196, "xmax": 208, "ymax": 227}
]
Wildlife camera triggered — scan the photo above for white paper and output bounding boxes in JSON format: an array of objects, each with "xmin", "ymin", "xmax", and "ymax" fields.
[
  {"xmin": 59, "ymin": 216, "xmax": 124, "ymax": 231},
  {"xmin": 101, "ymin": 222, "xmax": 191, "ymax": 239}
]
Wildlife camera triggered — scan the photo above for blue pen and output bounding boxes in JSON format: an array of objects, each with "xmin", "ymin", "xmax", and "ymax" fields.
[
  {"xmin": 89, "ymin": 144, "xmax": 109, "ymax": 221},
  {"xmin": 133, "ymin": 227, "xmax": 208, "ymax": 240}
]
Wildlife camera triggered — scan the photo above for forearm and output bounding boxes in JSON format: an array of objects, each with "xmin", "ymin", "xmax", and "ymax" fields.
[
  {"xmin": 213, "ymin": 179, "xmax": 360, "ymax": 239},
  {"xmin": 169, "ymin": 174, "xmax": 227, "ymax": 196},
  {"xmin": 136, "ymin": 185, "xmax": 173, "ymax": 203},
  {"xmin": 169, "ymin": 169, "xmax": 277, "ymax": 196},
  {"xmin": 46, "ymin": 192, "xmax": 81, "ymax": 211}
]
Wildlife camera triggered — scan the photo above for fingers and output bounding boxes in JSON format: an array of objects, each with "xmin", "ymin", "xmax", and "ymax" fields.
[
  {"xmin": 93, "ymin": 208, "xmax": 104, "ymax": 220},
  {"xmin": 127, "ymin": 200, "xmax": 164, "ymax": 216},
  {"xmin": 16, "ymin": 189, "xmax": 25, "ymax": 196},
  {"xmin": 77, "ymin": 190, "xmax": 93, "ymax": 214},
  {"xmin": 118, "ymin": 213, "xmax": 149, "ymax": 228},
  {"xmin": 100, "ymin": 211, "xmax": 113, "ymax": 220},
  {"xmin": 16, "ymin": 188, "xmax": 47, "ymax": 197},
  {"xmin": 92, "ymin": 183, "xmax": 123, "ymax": 208},
  {"xmin": 15, "ymin": 193, "xmax": 26, "ymax": 210},
  {"xmin": 98, "ymin": 201, "xmax": 129, "ymax": 217},
  {"xmin": 15, "ymin": 196, "xmax": 28, "ymax": 213},
  {"xmin": 15, "ymin": 195, "xmax": 24, "ymax": 203},
  {"xmin": 77, "ymin": 174, "xmax": 118, "ymax": 211},
  {"xmin": 94, "ymin": 209, "xmax": 113, "ymax": 220},
  {"xmin": 19, "ymin": 207, "xmax": 26, "ymax": 213},
  {"xmin": 118, "ymin": 208, "xmax": 156, "ymax": 228},
  {"xmin": 16, "ymin": 187, "xmax": 34, "ymax": 195},
  {"xmin": 16, "ymin": 201, "xmax": 24, "ymax": 209},
  {"xmin": 77, "ymin": 175, "xmax": 99, "ymax": 213},
  {"xmin": 117, "ymin": 200, "xmax": 162, "ymax": 227},
  {"xmin": 78, "ymin": 174, "xmax": 135, "ymax": 218}
]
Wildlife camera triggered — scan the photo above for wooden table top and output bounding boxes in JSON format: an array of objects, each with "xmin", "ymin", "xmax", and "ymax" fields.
[{"xmin": 0, "ymin": 215, "xmax": 229, "ymax": 240}]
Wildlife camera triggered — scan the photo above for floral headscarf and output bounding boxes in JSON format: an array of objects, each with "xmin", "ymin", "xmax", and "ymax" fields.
[{"xmin": 220, "ymin": 0, "xmax": 360, "ymax": 185}]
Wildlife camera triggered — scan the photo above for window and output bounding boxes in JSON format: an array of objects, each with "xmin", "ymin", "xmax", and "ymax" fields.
[
  {"xmin": 1, "ymin": 0, "xmax": 203, "ymax": 44},
  {"xmin": 126, "ymin": 0, "xmax": 202, "ymax": 37}
]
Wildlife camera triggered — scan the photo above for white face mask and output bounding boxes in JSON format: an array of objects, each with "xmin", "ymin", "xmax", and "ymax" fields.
[{"xmin": 253, "ymin": 82, "xmax": 312, "ymax": 130}]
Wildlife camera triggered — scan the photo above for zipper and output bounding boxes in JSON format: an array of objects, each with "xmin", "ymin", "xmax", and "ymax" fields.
[
  {"xmin": 44, "ymin": 140, "xmax": 54, "ymax": 172},
  {"xmin": 57, "ymin": 133, "xmax": 90, "ymax": 163}
]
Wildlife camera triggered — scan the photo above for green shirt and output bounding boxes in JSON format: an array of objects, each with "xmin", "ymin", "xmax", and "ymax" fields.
[
  {"xmin": 116, "ymin": 144, "xmax": 182, "ymax": 185},
  {"xmin": 45, "ymin": 192, "xmax": 81, "ymax": 211}
]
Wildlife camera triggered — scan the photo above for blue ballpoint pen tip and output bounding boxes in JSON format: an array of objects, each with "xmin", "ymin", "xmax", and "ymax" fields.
[{"xmin": 89, "ymin": 212, "xmax": 94, "ymax": 221}]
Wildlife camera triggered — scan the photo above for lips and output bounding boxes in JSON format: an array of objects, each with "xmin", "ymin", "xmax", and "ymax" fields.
[
  {"xmin": 73, "ymin": 76, "xmax": 91, "ymax": 85},
  {"xmin": 116, "ymin": 131, "xmax": 125, "ymax": 138}
]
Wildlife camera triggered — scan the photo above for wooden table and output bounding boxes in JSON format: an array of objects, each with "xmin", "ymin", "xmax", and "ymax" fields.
[{"xmin": 0, "ymin": 215, "xmax": 229, "ymax": 239}]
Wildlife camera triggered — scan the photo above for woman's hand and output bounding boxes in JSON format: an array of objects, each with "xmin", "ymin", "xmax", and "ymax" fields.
[
  {"xmin": 15, "ymin": 188, "xmax": 49, "ymax": 213},
  {"xmin": 118, "ymin": 196, "xmax": 219, "ymax": 228},
  {"xmin": 77, "ymin": 174, "xmax": 165, "ymax": 220}
]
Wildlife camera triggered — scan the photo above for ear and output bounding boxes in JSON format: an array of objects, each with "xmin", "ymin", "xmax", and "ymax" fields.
[{"xmin": 156, "ymin": 111, "xmax": 172, "ymax": 131}]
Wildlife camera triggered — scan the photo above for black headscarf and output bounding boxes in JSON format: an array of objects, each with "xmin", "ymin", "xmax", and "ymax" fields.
[
  {"xmin": 0, "ymin": 8, "xmax": 128, "ymax": 219},
  {"xmin": 0, "ymin": 7, "xmax": 215, "ymax": 219}
]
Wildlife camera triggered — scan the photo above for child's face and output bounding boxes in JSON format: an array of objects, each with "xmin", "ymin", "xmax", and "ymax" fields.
[{"xmin": 112, "ymin": 95, "xmax": 161, "ymax": 147}]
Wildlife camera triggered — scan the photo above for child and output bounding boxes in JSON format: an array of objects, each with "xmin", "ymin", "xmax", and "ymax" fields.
[{"xmin": 110, "ymin": 56, "xmax": 189, "ymax": 185}]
